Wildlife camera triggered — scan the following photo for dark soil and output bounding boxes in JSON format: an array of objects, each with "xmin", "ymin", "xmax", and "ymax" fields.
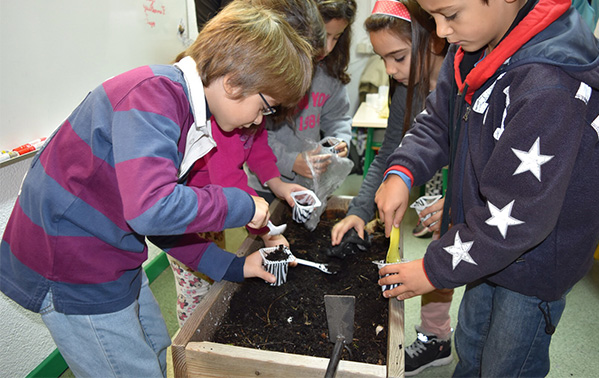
[
  {"xmin": 212, "ymin": 207, "xmax": 390, "ymax": 365},
  {"xmin": 263, "ymin": 245, "xmax": 292, "ymax": 261}
]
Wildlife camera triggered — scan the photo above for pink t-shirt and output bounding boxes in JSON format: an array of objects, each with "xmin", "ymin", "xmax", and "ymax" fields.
[{"xmin": 187, "ymin": 117, "xmax": 280, "ymax": 234}]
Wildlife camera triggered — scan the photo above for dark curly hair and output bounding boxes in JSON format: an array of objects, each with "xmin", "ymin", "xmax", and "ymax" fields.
[{"xmin": 315, "ymin": 0, "xmax": 357, "ymax": 85}]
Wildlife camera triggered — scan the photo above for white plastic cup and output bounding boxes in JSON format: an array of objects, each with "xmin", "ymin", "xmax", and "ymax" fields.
[
  {"xmin": 319, "ymin": 137, "xmax": 341, "ymax": 154},
  {"xmin": 260, "ymin": 246, "xmax": 294, "ymax": 286},
  {"xmin": 373, "ymin": 259, "xmax": 409, "ymax": 293},
  {"xmin": 290, "ymin": 190, "xmax": 321, "ymax": 223},
  {"xmin": 366, "ymin": 93, "xmax": 378, "ymax": 109},
  {"xmin": 409, "ymin": 195, "xmax": 443, "ymax": 224}
]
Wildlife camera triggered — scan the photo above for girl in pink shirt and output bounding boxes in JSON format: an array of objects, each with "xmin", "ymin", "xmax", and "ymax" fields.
[{"xmin": 169, "ymin": 116, "xmax": 308, "ymax": 326}]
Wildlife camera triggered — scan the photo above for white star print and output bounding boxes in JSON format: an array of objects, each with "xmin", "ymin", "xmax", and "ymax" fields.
[
  {"xmin": 511, "ymin": 137, "xmax": 553, "ymax": 181},
  {"xmin": 485, "ymin": 200, "xmax": 524, "ymax": 238},
  {"xmin": 443, "ymin": 231, "xmax": 477, "ymax": 270}
]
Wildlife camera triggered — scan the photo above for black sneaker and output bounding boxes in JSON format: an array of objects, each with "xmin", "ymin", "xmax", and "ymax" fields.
[{"xmin": 405, "ymin": 328, "xmax": 453, "ymax": 376}]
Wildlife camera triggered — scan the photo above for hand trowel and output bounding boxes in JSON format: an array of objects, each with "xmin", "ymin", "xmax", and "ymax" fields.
[
  {"xmin": 324, "ymin": 295, "xmax": 355, "ymax": 378},
  {"xmin": 386, "ymin": 225, "xmax": 401, "ymax": 263}
]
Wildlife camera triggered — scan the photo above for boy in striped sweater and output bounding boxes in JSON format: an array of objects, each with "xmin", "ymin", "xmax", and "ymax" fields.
[{"xmin": 0, "ymin": 2, "xmax": 312, "ymax": 376}]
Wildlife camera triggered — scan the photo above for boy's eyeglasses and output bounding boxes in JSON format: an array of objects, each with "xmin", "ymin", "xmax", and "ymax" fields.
[{"xmin": 259, "ymin": 93, "xmax": 277, "ymax": 116}]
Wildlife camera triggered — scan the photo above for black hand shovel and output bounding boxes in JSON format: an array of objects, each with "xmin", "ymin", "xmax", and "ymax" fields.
[{"xmin": 324, "ymin": 295, "xmax": 355, "ymax": 378}]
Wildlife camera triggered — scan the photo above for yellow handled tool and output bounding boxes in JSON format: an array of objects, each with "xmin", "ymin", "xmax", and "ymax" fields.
[{"xmin": 385, "ymin": 226, "xmax": 401, "ymax": 263}]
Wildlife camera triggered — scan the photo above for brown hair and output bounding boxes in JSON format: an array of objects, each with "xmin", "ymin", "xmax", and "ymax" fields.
[
  {"xmin": 315, "ymin": 0, "xmax": 357, "ymax": 85},
  {"xmin": 179, "ymin": 1, "xmax": 313, "ymax": 109},
  {"xmin": 250, "ymin": 0, "xmax": 326, "ymax": 62},
  {"xmin": 244, "ymin": 0, "xmax": 325, "ymax": 123},
  {"xmin": 365, "ymin": 0, "xmax": 447, "ymax": 134}
]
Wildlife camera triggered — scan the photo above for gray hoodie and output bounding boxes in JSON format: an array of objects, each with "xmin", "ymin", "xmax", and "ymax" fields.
[{"xmin": 247, "ymin": 65, "xmax": 352, "ymax": 190}]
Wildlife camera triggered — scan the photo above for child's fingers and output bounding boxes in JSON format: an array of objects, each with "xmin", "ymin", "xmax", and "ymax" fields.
[
  {"xmin": 420, "ymin": 198, "xmax": 444, "ymax": 217},
  {"xmin": 331, "ymin": 221, "xmax": 351, "ymax": 245},
  {"xmin": 334, "ymin": 142, "xmax": 348, "ymax": 157},
  {"xmin": 244, "ymin": 251, "xmax": 275, "ymax": 283},
  {"xmin": 421, "ymin": 210, "xmax": 441, "ymax": 226},
  {"xmin": 310, "ymin": 154, "xmax": 332, "ymax": 164},
  {"xmin": 260, "ymin": 271, "xmax": 276, "ymax": 284},
  {"xmin": 427, "ymin": 220, "xmax": 440, "ymax": 232}
]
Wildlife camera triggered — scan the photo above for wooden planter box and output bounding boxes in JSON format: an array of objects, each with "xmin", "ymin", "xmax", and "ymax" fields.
[{"xmin": 171, "ymin": 196, "xmax": 404, "ymax": 377}]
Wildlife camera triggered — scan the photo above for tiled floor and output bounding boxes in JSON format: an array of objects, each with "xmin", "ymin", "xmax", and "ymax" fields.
[{"xmin": 63, "ymin": 174, "xmax": 599, "ymax": 377}]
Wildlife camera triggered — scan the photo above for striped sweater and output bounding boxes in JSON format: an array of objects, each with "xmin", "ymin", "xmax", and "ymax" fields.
[{"xmin": 0, "ymin": 62, "xmax": 255, "ymax": 315}]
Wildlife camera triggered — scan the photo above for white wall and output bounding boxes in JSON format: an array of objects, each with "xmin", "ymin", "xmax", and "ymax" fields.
[
  {"xmin": 0, "ymin": 0, "xmax": 195, "ymax": 151},
  {"xmin": 0, "ymin": 0, "xmax": 197, "ymax": 375},
  {"xmin": 0, "ymin": 158, "xmax": 58, "ymax": 377},
  {"xmin": 346, "ymin": 0, "xmax": 377, "ymax": 115}
]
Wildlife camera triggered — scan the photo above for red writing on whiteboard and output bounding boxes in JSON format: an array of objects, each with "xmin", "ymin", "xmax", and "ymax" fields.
[{"xmin": 144, "ymin": 0, "xmax": 166, "ymax": 28}]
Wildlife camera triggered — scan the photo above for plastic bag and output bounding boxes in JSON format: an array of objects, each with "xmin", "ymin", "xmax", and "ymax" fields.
[{"xmin": 296, "ymin": 138, "xmax": 354, "ymax": 231}]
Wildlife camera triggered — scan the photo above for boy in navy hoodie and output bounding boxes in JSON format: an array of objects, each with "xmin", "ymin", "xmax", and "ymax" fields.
[{"xmin": 375, "ymin": 0, "xmax": 599, "ymax": 375}]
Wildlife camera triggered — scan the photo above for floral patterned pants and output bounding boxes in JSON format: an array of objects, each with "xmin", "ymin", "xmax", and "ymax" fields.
[{"xmin": 167, "ymin": 231, "xmax": 225, "ymax": 327}]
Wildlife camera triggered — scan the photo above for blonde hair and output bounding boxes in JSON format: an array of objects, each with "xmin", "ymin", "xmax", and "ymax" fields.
[{"xmin": 182, "ymin": 1, "xmax": 313, "ymax": 108}]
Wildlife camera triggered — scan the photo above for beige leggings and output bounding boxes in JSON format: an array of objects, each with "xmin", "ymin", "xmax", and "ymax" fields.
[{"xmin": 420, "ymin": 288, "xmax": 454, "ymax": 340}]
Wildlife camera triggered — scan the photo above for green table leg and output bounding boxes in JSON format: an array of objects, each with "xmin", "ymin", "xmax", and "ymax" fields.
[{"xmin": 363, "ymin": 128, "xmax": 374, "ymax": 177}]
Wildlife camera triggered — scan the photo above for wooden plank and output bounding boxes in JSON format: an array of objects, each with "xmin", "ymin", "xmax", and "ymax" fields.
[
  {"xmin": 185, "ymin": 341, "xmax": 386, "ymax": 378},
  {"xmin": 386, "ymin": 299, "xmax": 405, "ymax": 377},
  {"xmin": 171, "ymin": 279, "xmax": 237, "ymax": 377}
]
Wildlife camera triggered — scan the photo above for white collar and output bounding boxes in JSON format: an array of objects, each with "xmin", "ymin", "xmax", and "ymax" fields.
[{"xmin": 174, "ymin": 56, "xmax": 216, "ymax": 179}]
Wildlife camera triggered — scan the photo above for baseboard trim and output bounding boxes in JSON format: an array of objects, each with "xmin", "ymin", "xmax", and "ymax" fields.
[
  {"xmin": 144, "ymin": 251, "xmax": 170, "ymax": 283},
  {"xmin": 26, "ymin": 251, "xmax": 170, "ymax": 377}
]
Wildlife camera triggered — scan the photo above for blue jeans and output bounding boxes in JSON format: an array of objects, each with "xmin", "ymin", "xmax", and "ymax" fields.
[
  {"xmin": 40, "ymin": 271, "xmax": 171, "ymax": 377},
  {"xmin": 453, "ymin": 281, "xmax": 566, "ymax": 377}
]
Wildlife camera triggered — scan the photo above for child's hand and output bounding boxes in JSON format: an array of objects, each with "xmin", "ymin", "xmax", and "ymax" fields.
[
  {"xmin": 378, "ymin": 258, "xmax": 435, "ymax": 300},
  {"xmin": 260, "ymin": 233, "xmax": 289, "ymax": 248},
  {"xmin": 292, "ymin": 152, "xmax": 332, "ymax": 178},
  {"xmin": 281, "ymin": 184, "xmax": 309, "ymax": 208},
  {"xmin": 244, "ymin": 250, "xmax": 276, "ymax": 284},
  {"xmin": 419, "ymin": 198, "xmax": 444, "ymax": 233},
  {"xmin": 293, "ymin": 153, "xmax": 313, "ymax": 178},
  {"xmin": 248, "ymin": 195, "xmax": 269, "ymax": 229},
  {"xmin": 375, "ymin": 174, "xmax": 410, "ymax": 237},
  {"xmin": 331, "ymin": 215, "xmax": 365, "ymax": 245},
  {"xmin": 334, "ymin": 141, "xmax": 348, "ymax": 158},
  {"xmin": 308, "ymin": 153, "xmax": 332, "ymax": 176},
  {"xmin": 265, "ymin": 177, "xmax": 308, "ymax": 208}
]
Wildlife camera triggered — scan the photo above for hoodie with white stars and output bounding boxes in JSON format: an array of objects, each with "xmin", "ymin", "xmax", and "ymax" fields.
[{"xmin": 385, "ymin": 0, "xmax": 599, "ymax": 302}]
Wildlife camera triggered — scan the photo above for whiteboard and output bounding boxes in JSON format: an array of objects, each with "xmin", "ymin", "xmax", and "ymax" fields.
[{"xmin": 0, "ymin": 0, "xmax": 196, "ymax": 149}]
